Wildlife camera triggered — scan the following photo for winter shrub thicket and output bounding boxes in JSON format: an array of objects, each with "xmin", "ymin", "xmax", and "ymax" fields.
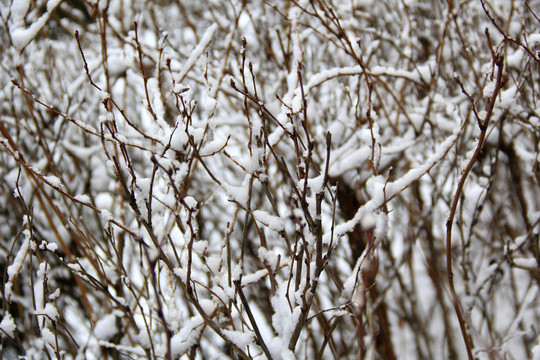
[{"xmin": 1, "ymin": 1, "xmax": 540, "ymax": 359}]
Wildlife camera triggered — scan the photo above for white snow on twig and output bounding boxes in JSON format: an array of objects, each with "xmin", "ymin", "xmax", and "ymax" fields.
[
  {"xmin": 329, "ymin": 123, "xmax": 461, "ymax": 241},
  {"xmin": 513, "ymin": 257, "xmax": 538, "ymax": 269},
  {"xmin": 222, "ymin": 329, "xmax": 255, "ymax": 349},
  {"xmin": 94, "ymin": 312, "xmax": 120, "ymax": 341},
  {"xmin": 176, "ymin": 23, "xmax": 218, "ymax": 83},
  {"xmin": 303, "ymin": 65, "xmax": 424, "ymax": 95},
  {"xmin": 74, "ymin": 194, "xmax": 91, "ymax": 204},
  {"xmin": 10, "ymin": 0, "xmax": 62, "ymax": 50},
  {"xmin": 4, "ymin": 231, "xmax": 31, "ymax": 300},
  {"xmin": 0, "ymin": 312, "xmax": 16, "ymax": 338},
  {"xmin": 253, "ymin": 210, "xmax": 285, "ymax": 233}
]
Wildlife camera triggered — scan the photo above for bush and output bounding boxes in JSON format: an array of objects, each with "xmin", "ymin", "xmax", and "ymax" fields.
[{"xmin": 1, "ymin": 0, "xmax": 539, "ymax": 359}]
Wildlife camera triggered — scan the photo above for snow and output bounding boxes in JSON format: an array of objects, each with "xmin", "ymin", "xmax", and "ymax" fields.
[
  {"xmin": 0, "ymin": 312, "xmax": 16, "ymax": 337},
  {"xmin": 513, "ymin": 257, "xmax": 538, "ymax": 269},
  {"xmin": 498, "ymin": 85, "xmax": 518, "ymax": 109},
  {"xmin": 270, "ymin": 284, "xmax": 302, "ymax": 353},
  {"xmin": 371, "ymin": 65, "xmax": 423, "ymax": 81},
  {"xmin": 308, "ymin": 174, "xmax": 325, "ymax": 194},
  {"xmin": 329, "ymin": 126, "xmax": 460, "ymax": 242},
  {"xmin": 183, "ymin": 196, "xmax": 197, "ymax": 210},
  {"xmin": 529, "ymin": 33, "xmax": 540, "ymax": 45},
  {"xmin": 74, "ymin": 194, "xmax": 91, "ymax": 204},
  {"xmin": 360, "ymin": 212, "xmax": 376, "ymax": 230},
  {"xmin": 329, "ymin": 146, "xmax": 371, "ymax": 177},
  {"xmin": 10, "ymin": 0, "xmax": 62, "ymax": 49},
  {"xmin": 200, "ymin": 136, "xmax": 228, "ymax": 156},
  {"xmin": 200, "ymin": 90, "xmax": 217, "ymax": 119},
  {"xmin": 258, "ymin": 247, "xmax": 281, "ymax": 270},
  {"xmin": 222, "ymin": 329, "xmax": 254, "ymax": 349},
  {"xmin": 483, "ymin": 80, "xmax": 496, "ymax": 99},
  {"xmin": 43, "ymin": 175, "xmax": 63, "ymax": 188},
  {"xmin": 100, "ymin": 209, "xmax": 113, "ymax": 223},
  {"xmin": 241, "ymin": 268, "xmax": 270, "ymax": 285},
  {"xmin": 7, "ymin": 231, "xmax": 30, "ymax": 280},
  {"xmin": 289, "ymin": 6, "xmax": 303, "ymax": 66},
  {"xmin": 39, "ymin": 240, "xmax": 58, "ymax": 252},
  {"xmin": 148, "ymin": 78, "xmax": 166, "ymax": 124},
  {"xmin": 10, "ymin": 0, "xmax": 30, "ymax": 18},
  {"xmin": 506, "ymin": 48, "xmax": 524, "ymax": 68},
  {"xmin": 502, "ymin": 285, "xmax": 538, "ymax": 345},
  {"xmin": 94, "ymin": 312, "xmax": 119, "ymax": 341},
  {"xmin": 532, "ymin": 337, "xmax": 540, "ymax": 360},
  {"xmin": 302, "ymin": 64, "xmax": 427, "ymax": 99},
  {"xmin": 62, "ymin": 142, "xmax": 101, "ymax": 160},
  {"xmin": 193, "ymin": 240, "xmax": 208, "ymax": 256},
  {"xmin": 253, "ymin": 210, "xmax": 285, "ymax": 233},
  {"xmin": 341, "ymin": 251, "xmax": 364, "ymax": 302},
  {"xmin": 174, "ymin": 267, "xmax": 187, "ymax": 283},
  {"xmin": 170, "ymin": 126, "xmax": 189, "ymax": 152},
  {"xmin": 198, "ymin": 299, "xmax": 216, "ymax": 316},
  {"xmin": 416, "ymin": 63, "xmax": 433, "ymax": 83},
  {"xmin": 304, "ymin": 66, "xmax": 361, "ymax": 94},
  {"xmin": 48, "ymin": 289, "xmax": 61, "ymax": 300},
  {"xmin": 41, "ymin": 327, "xmax": 56, "ymax": 346},
  {"xmin": 37, "ymin": 303, "xmax": 59, "ymax": 320},
  {"xmin": 99, "ymin": 90, "xmax": 110, "ymax": 101},
  {"xmin": 351, "ymin": 283, "xmax": 365, "ymax": 309},
  {"xmin": 106, "ymin": 51, "xmax": 128, "ymax": 78},
  {"xmin": 173, "ymin": 83, "xmax": 189, "ymax": 94},
  {"xmin": 222, "ymin": 178, "xmax": 250, "ymax": 206},
  {"xmin": 232, "ymin": 263, "xmax": 243, "ymax": 282},
  {"xmin": 176, "ymin": 24, "xmax": 218, "ymax": 82},
  {"xmin": 473, "ymin": 261, "xmax": 498, "ymax": 291},
  {"xmin": 170, "ymin": 316, "xmax": 204, "ymax": 357},
  {"xmin": 269, "ymin": 336, "xmax": 297, "ymax": 360},
  {"xmin": 2, "ymin": 1, "xmax": 539, "ymax": 358},
  {"xmin": 191, "ymin": 127, "xmax": 206, "ymax": 145},
  {"xmin": 385, "ymin": 130, "xmax": 459, "ymax": 198},
  {"xmin": 134, "ymin": 183, "xmax": 149, "ymax": 218},
  {"xmin": 477, "ymin": 110, "xmax": 487, "ymax": 121},
  {"xmin": 137, "ymin": 178, "xmax": 151, "ymax": 194}
]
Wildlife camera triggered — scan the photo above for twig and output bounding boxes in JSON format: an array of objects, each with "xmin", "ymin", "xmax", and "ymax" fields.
[
  {"xmin": 445, "ymin": 51, "xmax": 505, "ymax": 360},
  {"xmin": 233, "ymin": 280, "xmax": 274, "ymax": 360}
]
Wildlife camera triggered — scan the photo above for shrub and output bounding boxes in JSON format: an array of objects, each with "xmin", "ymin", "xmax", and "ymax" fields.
[{"xmin": 1, "ymin": 1, "xmax": 539, "ymax": 359}]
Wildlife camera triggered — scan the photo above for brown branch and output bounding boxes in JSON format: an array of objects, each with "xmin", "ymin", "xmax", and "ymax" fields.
[{"xmin": 445, "ymin": 52, "xmax": 505, "ymax": 360}]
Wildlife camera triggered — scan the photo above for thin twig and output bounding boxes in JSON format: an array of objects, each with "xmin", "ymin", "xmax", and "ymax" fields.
[{"xmin": 445, "ymin": 52, "xmax": 504, "ymax": 360}]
